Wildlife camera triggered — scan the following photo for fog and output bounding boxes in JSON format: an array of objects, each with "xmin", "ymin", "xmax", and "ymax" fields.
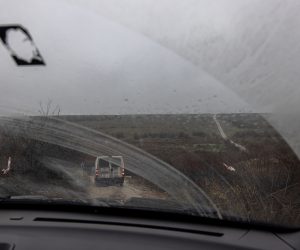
[
  {"xmin": 1, "ymin": 0, "xmax": 300, "ymax": 155},
  {"xmin": 66, "ymin": 0, "xmax": 300, "ymax": 155},
  {"xmin": 0, "ymin": 0, "xmax": 251, "ymax": 115}
]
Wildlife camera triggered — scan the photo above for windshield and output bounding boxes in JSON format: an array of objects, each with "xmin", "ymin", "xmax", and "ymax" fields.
[
  {"xmin": 98, "ymin": 158, "xmax": 110, "ymax": 168},
  {"xmin": 1, "ymin": 0, "xmax": 300, "ymax": 228}
]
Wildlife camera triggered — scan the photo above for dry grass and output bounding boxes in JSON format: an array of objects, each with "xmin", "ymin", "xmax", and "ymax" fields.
[{"xmin": 0, "ymin": 114, "xmax": 299, "ymax": 227}]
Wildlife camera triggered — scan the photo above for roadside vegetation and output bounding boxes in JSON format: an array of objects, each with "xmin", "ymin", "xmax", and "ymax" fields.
[{"xmin": 0, "ymin": 113, "xmax": 299, "ymax": 226}]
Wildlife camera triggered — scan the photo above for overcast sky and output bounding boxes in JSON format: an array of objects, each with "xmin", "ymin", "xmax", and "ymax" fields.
[
  {"xmin": 68, "ymin": 0, "xmax": 299, "ymax": 112},
  {"xmin": 0, "ymin": 0, "xmax": 254, "ymax": 115},
  {"xmin": 1, "ymin": 0, "xmax": 299, "ymax": 115}
]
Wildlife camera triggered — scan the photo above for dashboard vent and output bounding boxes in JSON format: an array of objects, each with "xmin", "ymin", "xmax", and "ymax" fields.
[{"xmin": 34, "ymin": 217, "xmax": 223, "ymax": 237}]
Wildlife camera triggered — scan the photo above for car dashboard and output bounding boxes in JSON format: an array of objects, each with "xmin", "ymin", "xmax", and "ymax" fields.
[{"xmin": 0, "ymin": 205, "xmax": 299, "ymax": 250}]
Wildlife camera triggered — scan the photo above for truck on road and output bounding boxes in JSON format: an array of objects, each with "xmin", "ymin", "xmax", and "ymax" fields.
[{"xmin": 94, "ymin": 156, "xmax": 125, "ymax": 186}]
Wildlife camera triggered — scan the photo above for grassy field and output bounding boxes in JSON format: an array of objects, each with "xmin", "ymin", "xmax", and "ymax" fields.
[
  {"xmin": 60, "ymin": 114, "xmax": 300, "ymax": 225},
  {"xmin": 0, "ymin": 113, "xmax": 299, "ymax": 226}
]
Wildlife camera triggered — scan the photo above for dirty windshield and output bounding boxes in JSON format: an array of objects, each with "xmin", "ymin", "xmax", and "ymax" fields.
[{"xmin": 0, "ymin": 0, "xmax": 300, "ymax": 228}]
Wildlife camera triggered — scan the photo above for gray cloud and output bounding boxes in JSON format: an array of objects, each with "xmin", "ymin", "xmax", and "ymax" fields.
[{"xmin": 0, "ymin": 0, "xmax": 251, "ymax": 116}]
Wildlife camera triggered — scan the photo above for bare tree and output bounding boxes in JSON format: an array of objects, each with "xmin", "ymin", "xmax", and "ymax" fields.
[{"xmin": 38, "ymin": 99, "xmax": 61, "ymax": 117}]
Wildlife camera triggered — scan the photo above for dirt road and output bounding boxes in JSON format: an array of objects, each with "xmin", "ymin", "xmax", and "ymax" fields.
[
  {"xmin": 213, "ymin": 114, "xmax": 247, "ymax": 152},
  {"xmin": 43, "ymin": 157, "xmax": 168, "ymax": 200},
  {"xmin": 87, "ymin": 176, "xmax": 168, "ymax": 201}
]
